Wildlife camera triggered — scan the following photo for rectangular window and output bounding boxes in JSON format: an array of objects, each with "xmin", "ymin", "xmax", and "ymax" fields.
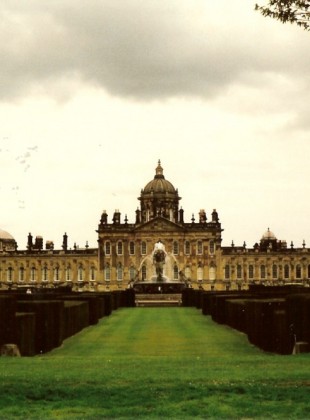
[
  {"xmin": 184, "ymin": 241, "xmax": 191, "ymax": 255},
  {"xmin": 197, "ymin": 241, "xmax": 203, "ymax": 255},
  {"xmin": 209, "ymin": 241, "xmax": 215, "ymax": 254},
  {"xmin": 129, "ymin": 241, "xmax": 135, "ymax": 255},
  {"xmin": 117, "ymin": 241, "xmax": 123, "ymax": 255},
  {"xmin": 173, "ymin": 241, "xmax": 179, "ymax": 255},
  {"xmin": 141, "ymin": 241, "xmax": 147, "ymax": 255},
  {"xmin": 248, "ymin": 265, "xmax": 254, "ymax": 279},
  {"xmin": 105, "ymin": 241, "xmax": 111, "ymax": 255}
]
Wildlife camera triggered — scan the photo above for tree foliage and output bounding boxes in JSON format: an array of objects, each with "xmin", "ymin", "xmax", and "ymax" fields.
[{"xmin": 255, "ymin": 1, "xmax": 310, "ymax": 30}]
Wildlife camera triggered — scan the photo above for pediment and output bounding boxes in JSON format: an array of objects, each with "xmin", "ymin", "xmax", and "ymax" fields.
[{"xmin": 134, "ymin": 216, "xmax": 186, "ymax": 233}]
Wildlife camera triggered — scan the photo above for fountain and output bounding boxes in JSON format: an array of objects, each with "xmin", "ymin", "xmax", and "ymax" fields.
[{"xmin": 133, "ymin": 240, "xmax": 187, "ymax": 293}]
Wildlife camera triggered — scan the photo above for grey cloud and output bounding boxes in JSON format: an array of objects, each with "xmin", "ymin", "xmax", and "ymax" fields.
[{"xmin": 1, "ymin": 0, "xmax": 310, "ymax": 102}]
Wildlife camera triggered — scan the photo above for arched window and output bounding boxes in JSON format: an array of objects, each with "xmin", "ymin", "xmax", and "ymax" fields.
[
  {"xmin": 129, "ymin": 266, "xmax": 136, "ymax": 281},
  {"xmin": 260, "ymin": 265, "xmax": 266, "ymax": 279},
  {"xmin": 197, "ymin": 266, "xmax": 203, "ymax": 281},
  {"xmin": 42, "ymin": 266, "xmax": 48, "ymax": 282},
  {"xmin": 185, "ymin": 266, "xmax": 191, "ymax": 279},
  {"xmin": 296, "ymin": 264, "xmax": 302, "ymax": 279},
  {"xmin": 209, "ymin": 240, "xmax": 215, "ymax": 254},
  {"xmin": 272, "ymin": 264, "xmax": 278, "ymax": 279},
  {"xmin": 90, "ymin": 266, "xmax": 96, "ymax": 281},
  {"xmin": 209, "ymin": 265, "xmax": 216, "ymax": 281},
  {"xmin": 141, "ymin": 265, "xmax": 147, "ymax": 281},
  {"xmin": 78, "ymin": 265, "xmax": 84, "ymax": 282},
  {"xmin": 7, "ymin": 267, "xmax": 13, "ymax": 282},
  {"xmin": 66, "ymin": 266, "xmax": 71, "ymax": 281},
  {"xmin": 248, "ymin": 265, "xmax": 254, "ymax": 279},
  {"xmin": 129, "ymin": 241, "xmax": 135, "ymax": 255},
  {"xmin": 105, "ymin": 241, "xmax": 111, "ymax": 255},
  {"xmin": 19, "ymin": 267, "xmax": 25, "ymax": 282},
  {"xmin": 184, "ymin": 241, "xmax": 191, "ymax": 255},
  {"xmin": 54, "ymin": 266, "xmax": 60, "ymax": 281},
  {"xmin": 224, "ymin": 265, "xmax": 230, "ymax": 280},
  {"xmin": 284, "ymin": 264, "xmax": 290, "ymax": 279},
  {"xmin": 173, "ymin": 241, "xmax": 179, "ymax": 255},
  {"xmin": 31, "ymin": 266, "xmax": 37, "ymax": 282},
  {"xmin": 173, "ymin": 265, "xmax": 179, "ymax": 280},
  {"xmin": 117, "ymin": 263, "xmax": 123, "ymax": 281},
  {"xmin": 197, "ymin": 241, "xmax": 203, "ymax": 255},
  {"xmin": 141, "ymin": 241, "xmax": 147, "ymax": 255},
  {"xmin": 104, "ymin": 264, "xmax": 111, "ymax": 281},
  {"xmin": 237, "ymin": 264, "xmax": 242, "ymax": 279}
]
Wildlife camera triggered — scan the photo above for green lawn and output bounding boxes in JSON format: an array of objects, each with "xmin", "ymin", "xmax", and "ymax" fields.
[{"xmin": 1, "ymin": 307, "xmax": 310, "ymax": 419}]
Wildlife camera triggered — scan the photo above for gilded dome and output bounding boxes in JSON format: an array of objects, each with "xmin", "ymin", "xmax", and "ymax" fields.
[
  {"xmin": 143, "ymin": 160, "xmax": 177, "ymax": 195},
  {"xmin": 0, "ymin": 228, "xmax": 15, "ymax": 241}
]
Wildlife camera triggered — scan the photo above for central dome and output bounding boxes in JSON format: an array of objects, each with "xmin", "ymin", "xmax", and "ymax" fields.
[
  {"xmin": 143, "ymin": 160, "xmax": 176, "ymax": 195},
  {"xmin": 138, "ymin": 160, "xmax": 181, "ymax": 224}
]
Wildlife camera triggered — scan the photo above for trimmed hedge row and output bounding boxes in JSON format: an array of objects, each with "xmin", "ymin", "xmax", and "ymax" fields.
[
  {"xmin": 0, "ymin": 290, "xmax": 136, "ymax": 356},
  {"xmin": 183, "ymin": 288, "xmax": 310, "ymax": 355}
]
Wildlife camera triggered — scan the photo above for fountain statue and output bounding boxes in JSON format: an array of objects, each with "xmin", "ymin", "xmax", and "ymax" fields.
[{"xmin": 153, "ymin": 241, "xmax": 166, "ymax": 281}]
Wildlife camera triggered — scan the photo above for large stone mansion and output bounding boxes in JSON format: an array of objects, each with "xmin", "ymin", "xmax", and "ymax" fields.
[{"xmin": 1, "ymin": 161, "xmax": 310, "ymax": 291}]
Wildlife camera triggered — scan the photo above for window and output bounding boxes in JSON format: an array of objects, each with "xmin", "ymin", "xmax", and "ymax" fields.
[
  {"xmin": 272, "ymin": 264, "xmax": 278, "ymax": 279},
  {"xmin": 7, "ymin": 267, "xmax": 13, "ymax": 282},
  {"xmin": 104, "ymin": 264, "xmax": 111, "ymax": 281},
  {"xmin": 209, "ymin": 240, "xmax": 215, "ymax": 254},
  {"xmin": 248, "ymin": 265, "xmax": 254, "ymax": 279},
  {"xmin": 129, "ymin": 266, "xmax": 136, "ymax": 281},
  {"xmin": 141, "ymin": 241, "xmax": 147, "ymax": 255},
  {"xmin": 78, "ymin": 265, "xmax": 84, "ymax": 282},
  {"xmin": 105, "ymin": 241, "xmax": 111, "ymax": 255},
  {"xmin": 90, "ymin": 266, "xmax": 96, "ymax": 281},
  {"xmin": 141, "ymin": 265, "xmax": 147, "ymax": 281},
  {"xmin": 197, "ymin": 241, "xmax": 203, "ymax": 255},
  {"xmin": 284, "ymin": 264, "xmax": 290, "ymax": 279},
  {"xmin": 197, "ymin": 266, "xmax": 203, "ymax": 281},
  {"xmin": 224, "ymin": 265, "xmax": 230, "ymax": 280},
  {"xmin": 260, "ymin": 265, "xmax": 266, "ymax": 279},
  {"xmin": 173, "ymin": 241, "xmax": 179, "ymax": 255},
  {"xmin": 117, "ymin": 241, "xmax": 123, "ymax": 255},
  {"xmin": 185, "ymin": 266, "xmax": 191, "ymax": 279},
  {"xmin": 173, "ymin": 265, "xmax": 179, "ymax": 280},
  {"xmin": 129, "ymin": 241, "xmax": 135, "ymax": 255},
  {"xmin": 19, "ymin": 267, "xmax": 25, "ymax": 282},
  {"xmin": 296, "ymin": 264, "xmax": 302, "ymax": 279},
  {"xmin": 54, "ymin": 266, "xmax": 60, "ymax": 281},
  {"xmin": 184, "ymin": 241, "xmax": 191, "ymax": 255},
  {"xmin": 31, "ymin": 267, "xmax": 36, "ymax": 282},
  {"xmin": 42, "ymin": 266, "xmax": 48, "ymax": 282},
  {"xmin": 117, "ymin": 263, "xmax": 123, "ymax": 281},
  {"xmin": 237, "ymin": 264, "xmax": 242, "ymax": 279},
  {"xmin": 66, "ymin": 266, "xmax": 71, "ymax": 281}
]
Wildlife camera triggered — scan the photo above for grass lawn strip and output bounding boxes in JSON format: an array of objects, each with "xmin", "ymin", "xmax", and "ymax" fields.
[{"xmin": 0, "ymin": 307, "xmax": 309, "ymax": 418}]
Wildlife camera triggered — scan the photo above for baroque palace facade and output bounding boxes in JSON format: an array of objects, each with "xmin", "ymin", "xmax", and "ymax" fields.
[{"xmin": 1, "ymin": 160, "xmax": 310, "ymax": 291}]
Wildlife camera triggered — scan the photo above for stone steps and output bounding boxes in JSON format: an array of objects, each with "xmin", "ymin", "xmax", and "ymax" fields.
[{"xmin": 135, "ymin": 293, "xmax": 182, "ymax": 307}]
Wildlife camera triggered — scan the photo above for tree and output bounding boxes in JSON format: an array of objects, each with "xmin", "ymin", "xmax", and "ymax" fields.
[{"xmin": 255, "ymin": 1, "xmax": 310, "ymax": 30}]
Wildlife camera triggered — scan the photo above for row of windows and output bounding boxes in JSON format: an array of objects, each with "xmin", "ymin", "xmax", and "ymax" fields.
[
  {"xmin": 224, "ymin": 263, "xmax": 310, "ymax": 280},
  {"xmin": 4, "ymin": 266, "xmax": 97, "ymax": 282},
  {"xmin": 104, "ymin": 240, "xmax": 215, "ymax": 256},
  {"xmin": 103, "ymin": 264, "xmax": 208, "ymax": 282}
]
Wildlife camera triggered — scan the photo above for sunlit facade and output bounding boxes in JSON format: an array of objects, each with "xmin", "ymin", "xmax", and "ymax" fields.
[{"xmin": 1, "ymin": 161, "xmax": 309, "ymax": 291}]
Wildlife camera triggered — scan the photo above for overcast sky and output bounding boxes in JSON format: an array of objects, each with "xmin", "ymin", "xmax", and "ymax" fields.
[{"xmin": 1, "ymin": 0, "xmax": 310, "ymax": 250}]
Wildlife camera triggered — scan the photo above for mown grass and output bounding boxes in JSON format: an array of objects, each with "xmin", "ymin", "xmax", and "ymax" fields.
[{"xmin": 0, "ymin": 307, "xmax": 310, "ymax": 419}]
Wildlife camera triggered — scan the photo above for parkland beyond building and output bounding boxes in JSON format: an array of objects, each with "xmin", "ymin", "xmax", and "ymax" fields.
[{"xmin": 1, "ymin": 161, "xmax": 310, "ymax": 291}]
